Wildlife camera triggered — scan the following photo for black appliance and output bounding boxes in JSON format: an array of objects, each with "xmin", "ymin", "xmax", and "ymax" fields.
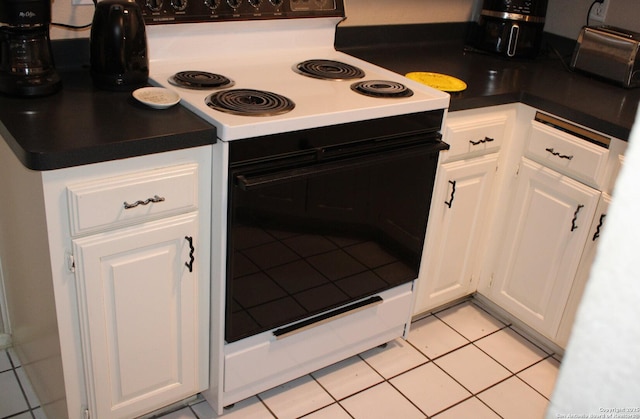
[
  {"xmin": 90, "ymin": 0, "xmax": 148, "ymax": 91},
  {"xmin": 0, "ymin": 0, "xmax": 61, "ymax": 97},
  {"xmin": 225, "ymin": 110, "xmax": 447, "ymax": 343},
  {"xmin": 471, "ymin": 0, "xmax": 548, "ymax": 58}
]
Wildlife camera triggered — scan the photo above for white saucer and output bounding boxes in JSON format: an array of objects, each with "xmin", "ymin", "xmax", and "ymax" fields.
[{"xmin": 133, "ymin": 87, "xmax": 181, "ymax": 109}]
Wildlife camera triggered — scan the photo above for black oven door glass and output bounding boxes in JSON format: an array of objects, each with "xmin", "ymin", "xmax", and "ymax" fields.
[{"xmin": 225, "ymin": 115, "xmax": 447, "ymax": 343}]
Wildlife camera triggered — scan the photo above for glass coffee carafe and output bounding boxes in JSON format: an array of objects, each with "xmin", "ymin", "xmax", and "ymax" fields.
[{"xmin": 0, "ymin": 0, "xmax": 62, "ymax": 97}]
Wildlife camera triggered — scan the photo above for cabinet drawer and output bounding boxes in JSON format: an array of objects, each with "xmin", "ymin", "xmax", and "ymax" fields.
[
  {"xmin": 68, "ymin": 164, "xmax": 198, "ymax": 236},
  {"xmin": 442, "ymin": 112, "xmax": 507, "ymax": 162},
  {"xmin": 525, "ymin": 121, "xmax": 609, "ymax": 188}
]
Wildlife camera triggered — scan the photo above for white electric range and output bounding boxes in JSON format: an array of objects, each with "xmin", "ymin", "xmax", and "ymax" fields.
[{"xmin": 138, "ymin": 0, "xmax": 450, "ymax": 413}]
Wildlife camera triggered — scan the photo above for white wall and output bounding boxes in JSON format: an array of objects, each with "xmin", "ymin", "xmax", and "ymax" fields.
[
  {"xmin": 51, "ymin": 0, "xmax": 640, "ymax": 40},
  {"xmin": 545, "ymin": 0, "xmax": 640, "ymax": 39}
]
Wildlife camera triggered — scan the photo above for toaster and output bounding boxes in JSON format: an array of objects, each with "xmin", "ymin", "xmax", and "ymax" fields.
[{"xmin": 571, "ymin": 25, "xmax": 640, "ymax": 88}]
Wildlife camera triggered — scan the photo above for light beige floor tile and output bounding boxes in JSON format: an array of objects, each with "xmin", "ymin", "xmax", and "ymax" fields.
[
  {"xmin": 434, "ymin": 397, "xmax": 501, "ymax": 419},
  {"xmin": 312, "ymin": 355, "xmax": 383, "ymax": 400},
  {"xmin": 407, "ymin": 315, "xmax": 469, "ymax": 359},
  {"xmin": 475, "ymin": 328, "xmax": 548, "ymax": 373},
  {"xmin": 478, "ymin": 376, "xmax": 549, "ymax": 419},
  {"xmin": 259, "ymin": 375, "xmax": 333, "ymax": 419},
  {"xmin": 517, "ymin": 357, "xmax": 560, "ymax": 399},
  {"xmin": 340, "ymin": 382, "xmax": 424, "ymax": 419},
  {"xmin": 0, "ymin": 370, "xmax": 30, "ymax": 417},
  {"xmin": 191, "ymin": 396, "xmax": 274, "ymax": 419},
  {"xmin": 301, "ymin": 403, "xmax": 352, "ymax": 419},
  {"xmin": 16, "ymin": 367, "xmax": 40, "ymax": 408},
  {"xmin": 436, "ymin": 302, "xmax": 504, "ymax": 341},
  {"xmin": 0, "ymin": 349, "xmax": 12, "ymax": 372},
  {"xmin": 359, "ymin": 338, "xmax": 428, "ymax": 378},
  {"xmin": 390, "ymin": 362, "xmax": 471, "ymax": 416},
  {"xmin": 434, "ymin": 345, "xmax": 511, "ymax": 393}
]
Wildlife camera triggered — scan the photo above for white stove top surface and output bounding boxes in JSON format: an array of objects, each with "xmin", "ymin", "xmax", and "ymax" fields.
[{"xmin": 146, "ymin": 20, "xmax": 450, "ymax": 141}]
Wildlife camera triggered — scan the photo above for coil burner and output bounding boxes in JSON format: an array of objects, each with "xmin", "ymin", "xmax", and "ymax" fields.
[
  {"xmin": 169, "ymin": 71, "xmax": 235, "ymax": 89},
  {"xmin": 294, "ymin": 59, "xmax": 365, "ymax": 80},
  {"xmin": 350, "ymin": 80, "xmax": 414, "ymax": 98},
  {"xmin": 206, "ymin": 89, "xmax": 295, "ymax": 116}
]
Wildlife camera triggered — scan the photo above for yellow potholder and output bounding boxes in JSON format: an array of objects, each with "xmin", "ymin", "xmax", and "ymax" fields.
[{"xmin": 405, "ymin": 72, "xmax": 467, "ymax": 92}]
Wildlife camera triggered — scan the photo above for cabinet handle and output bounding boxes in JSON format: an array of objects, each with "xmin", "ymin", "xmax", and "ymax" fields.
[
  {"xmin": 593, "ymin": 213, "xmax": 606, "ymax": 241},
  {"xmin": 469, "ymin": 136, "xmax": 495, "ymax": 146},
  {"xmin": 185, "ymin": 236, "xmax": 195, "ymax": 272},
  {"xmin": 545, "ymin": 147, "xmax": 573, "ymax": 160},
  {"xmin": 444, "ymin": 180, "xmax": 456, "ymax": 208},
  {"xmin": 123, "ymin": 195, "xmax": 166, "ymax": 210},
  {"xmin": 571, "ymin": 204, "xmax": 584, "ymax": 232}
]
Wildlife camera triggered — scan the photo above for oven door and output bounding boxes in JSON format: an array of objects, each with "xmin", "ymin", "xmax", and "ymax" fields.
[{"xmin": 226, "ymin": 135, "xmax": 447, "ymax": 343}]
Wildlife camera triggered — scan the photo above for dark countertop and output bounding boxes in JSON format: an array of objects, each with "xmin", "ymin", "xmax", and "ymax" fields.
[
  {"xmin": 0, "ymin": 65, "xmax": 216, "ymax": 171},
  {"xmin": 337, "ymin": 24, "xmax": 640, "ymax": 141},
  {"xmin": 2, "ymin": 25, "xmax": 638, "ymax": 172}
]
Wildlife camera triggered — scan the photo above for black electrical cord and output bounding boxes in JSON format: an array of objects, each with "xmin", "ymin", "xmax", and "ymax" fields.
[
  {"xmin": 586, "ymin": 0, "xmax": 604, "ymax": 26},
  {"xmin": 51, "ymin": 0, "xmax": 97, "ymax": 30}
]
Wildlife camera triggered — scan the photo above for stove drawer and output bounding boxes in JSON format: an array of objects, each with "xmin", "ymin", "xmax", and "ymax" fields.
[
  {"xmin": 223, "ymin": 283, "xmax": 412, "ymax": 398},
  {"xmin": 67, "ymin": 164, "xmax": 199, "ymax": 236}
]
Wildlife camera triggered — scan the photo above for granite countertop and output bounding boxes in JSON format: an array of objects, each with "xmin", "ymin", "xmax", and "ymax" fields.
[
  {"xmin": 337, "ymin": 24, "xmax": 640, "ymax": 141},
  {"xmin": 0, "ymin": 65, "xmax": 216, "ymax": 171}
]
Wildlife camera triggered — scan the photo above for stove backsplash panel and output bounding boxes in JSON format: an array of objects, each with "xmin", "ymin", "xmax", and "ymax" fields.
[{"xmin": 136, "ymin": 0, "xmax": 344, "ymax": 25}]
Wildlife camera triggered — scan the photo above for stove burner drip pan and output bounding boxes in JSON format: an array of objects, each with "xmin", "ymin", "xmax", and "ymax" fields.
[
  {"xmin": 351, "ymin": 80, "xmax": 414, "ymax": 98},
  {"xmin": 206, "ymin": 89, "xmax": 295, "ymax": 116},
  {"xmin": 169, "ymin": 71, "xmax": 235, "ymax": 89},
  {"xmin": 295, "ymin": 59, "xmax": 365, "ymax": 80}
]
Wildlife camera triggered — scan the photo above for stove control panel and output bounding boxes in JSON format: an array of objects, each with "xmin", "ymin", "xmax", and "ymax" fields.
[{"xmin": 137, "ymin": 0, "xmax": 343, "ymax": 24}]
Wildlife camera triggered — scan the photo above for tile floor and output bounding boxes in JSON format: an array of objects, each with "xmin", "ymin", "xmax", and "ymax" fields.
[{"xmin": 0, "ymin": 300, "xmax": 561, "ymax": 419}]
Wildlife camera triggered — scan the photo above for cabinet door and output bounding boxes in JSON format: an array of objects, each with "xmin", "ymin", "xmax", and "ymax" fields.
[
  {"xmin": 485, "ymin": 158, "xmax": 600, "ymax": 339},
  {"xmin": 556, "ymin": 194, "xmax": 611, "ymax": 347},
  {"xmin": 414, "ymin": 153, "xmax": 498, "ymax": 313},
  {"xmin": 73, "ymin": 213, "xmax": 201, "ymax": 419}
]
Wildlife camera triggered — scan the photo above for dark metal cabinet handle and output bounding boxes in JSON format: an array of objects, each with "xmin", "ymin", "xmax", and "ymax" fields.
[
  {"xmin": 469, "ymin": 136, "xmax": 495, "ymax": 146},
  {"xmin": 593, "ymin": 213, "xmax": 606, "ymax": 241},
  {"xmin": 123, "ymin": 195, "xmax": 166, "ymax": 209},
  {"xmin": 444, "ymin": 180, "xmax": 456, "ymax": 208},
  {"xmin": 571, "ymin": 204, "xmax": 584, "ymax": 232},
  {"xmin": 185, "ymin": 236, "xmax": 195, "ymax": 272},
  {"xmin": 545, "ymin": 148, "xmax": 574, "ymax": 160}
]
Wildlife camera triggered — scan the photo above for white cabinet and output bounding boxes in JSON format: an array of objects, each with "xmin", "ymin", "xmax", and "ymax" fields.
[
  {"xmin": 72, "ymin": 214, "xmax": 200, "ymax": 419},
  {"xmin": 556, "ymin": 194, "xmax": 611, "ymax": 347},
  {"xmin": 414, "ymin": 154, "xmax": 498, "ymax": 312},
  {"xmin": 414, "ymin": 106, "xmax": 513, "ymax": 314},
  {"xmin": 66, "ymin": 162, "xmax": 209, "ymax": 419},
  {"xmin": 484, "ymin": 157, "xmax": 600, "ymax": 339},
  {"xmin": 0, "ymin": 143, "xmax": 212, "ymax": 419}
]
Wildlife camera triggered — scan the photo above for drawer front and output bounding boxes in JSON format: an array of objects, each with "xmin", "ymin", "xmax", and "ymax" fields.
[
  {"xmin": 68, "ymin": 164, "xmax": 198, "ymax": 236},
  {"xmin": 223, "ymin": 283, "xmax": 412, "ymax": 397},
  {"xmin": 442, "ymin": 113, "xmax": 507, "ymax": 162},
  {"xmin": 525, "ymin": 121, "xmax": 609, "ymax": 188}
]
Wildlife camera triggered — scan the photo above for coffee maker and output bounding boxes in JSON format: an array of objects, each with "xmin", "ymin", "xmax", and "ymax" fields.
[
  {"xmin": 0, "ymin": 0, "xmax": 62, "ymax": 96},
  {"xmin": 470, "ymin": 0, "xmax": 548, "ymax": 58}
]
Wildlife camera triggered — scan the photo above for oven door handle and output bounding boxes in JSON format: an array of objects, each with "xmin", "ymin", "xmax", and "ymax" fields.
[
  {"xmin": 235, "ymin": 139, "xmax": 448, "ymax": 191},
  {"xmin": 273, "ymin": 296, "xmax": 383, "ymax": 340}
]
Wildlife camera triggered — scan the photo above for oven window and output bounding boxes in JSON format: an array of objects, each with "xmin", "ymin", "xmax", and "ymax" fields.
[{"xmin": 225, "ymin": 145, "xmax": 440, "ymax": 342}]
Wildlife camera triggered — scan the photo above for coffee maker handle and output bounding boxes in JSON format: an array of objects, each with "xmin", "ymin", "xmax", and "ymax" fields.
[
  {"xmin": 108, "ymin": 4, "xmax": 126, "ymax": 73},
  {"xmin": 507, "ymin": 23, "xmax": 520, "ymax": 57}
]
